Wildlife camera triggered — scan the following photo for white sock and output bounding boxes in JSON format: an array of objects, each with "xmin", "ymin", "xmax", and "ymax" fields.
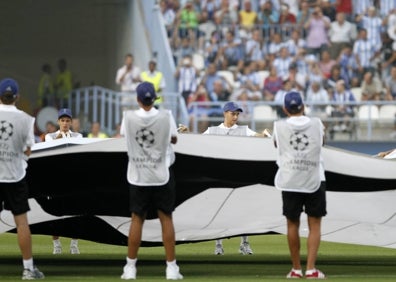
[
  {"xmin": 23, "ymin": 258, "xmax": 34, "ymax": 271},
  {"xmin": 305, "ymin": 269, "xmax": 316, "ymax": 274},
  {"xmin": 70, "ymin": 239, "xmax": 78, "ymax": 246},
  {"xmin": 292, "ymin": 268, "xmax": 302, "ymax": 275},
  {"xmin": 53, "ymin": 239, "xmax": 61, "ymax": 246},
  {"xmin": 166, "ymin": 259, "xmax": 177, "ymax": 267},
  {"xmin": 126, "ymin": 257, "xmax": 137, "ymax": 266},
  {"xmin": 215, "ymin": 239, "xmax": 222, "ymax": 245},
  {"xmin": 241, "ymin": 236, "xmax": 248, "ymax": 244}
]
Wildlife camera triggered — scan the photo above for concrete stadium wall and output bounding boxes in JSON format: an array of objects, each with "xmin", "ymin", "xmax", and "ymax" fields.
[{"xmin": 0, "ymin": 0, "xmax": 140, "ymax": 114}]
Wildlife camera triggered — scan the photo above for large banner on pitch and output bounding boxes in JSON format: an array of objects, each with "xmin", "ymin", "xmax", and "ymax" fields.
[{"xmin": 0, "ymin": 135, "xmax": 395, "ymax": 248}]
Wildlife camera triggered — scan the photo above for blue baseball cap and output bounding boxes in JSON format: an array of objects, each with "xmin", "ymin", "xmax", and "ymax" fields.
[
  {"xmin": 136, "ymin": 82, "xmax": 156, "ymax": 105},
  {"xmin": 223, "ymin": 101, "xmax": 243, "ymax": 112},
  {"xmin": 0, "ymin": 78, "xmax": 19, "ymax": 96},
  {"xmin": 58, "ymin": 108, "xmax": 72, "ymax": 119},
  {"xmin": 284, "ymin": 91, "xmax": 303, "ymax": 112}
]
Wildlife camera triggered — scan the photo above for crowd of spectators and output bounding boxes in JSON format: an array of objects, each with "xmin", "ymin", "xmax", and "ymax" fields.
[{"xmin": 160, "ymin": 0, "xmax": 396, "ymax": 135}]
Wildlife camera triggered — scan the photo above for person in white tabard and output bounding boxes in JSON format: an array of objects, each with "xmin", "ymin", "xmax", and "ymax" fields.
[
  {"xmin": 0, "ymin": 78, "xmax": 44, "ymax": 279},
  {"xmin": 45, "ymin": 108, "xmax": 82, "ymax": 255},
  {"xmin": 203, "ymin": 101, "xmax": 271, "ymax": 256},
  {"xmin": 119, "ymin": 81, "xmax": 183, "ymax": 280},
  {"xmin": 272, "ymin": 91, "xmax": 327, "ymax": 279}
]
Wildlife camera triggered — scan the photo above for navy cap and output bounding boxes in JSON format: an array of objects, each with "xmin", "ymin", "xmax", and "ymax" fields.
[
  {"xmin": 0, "ymin": 78, "xmax": 19, "ymax": 96},
  {"xmin": 136, "ymin": 82, "xmax": 156, "ymax": 105},
  {"xmin": 58, "ymin": 108, "xmax": 72, "ymax": 119},
  {"xmin": 223, "ymin": 101, "xmax": 243, "ymax": 112},
  {"xmin": 284, "ymin": 91, "xmax": 303, "ymax": 112}
]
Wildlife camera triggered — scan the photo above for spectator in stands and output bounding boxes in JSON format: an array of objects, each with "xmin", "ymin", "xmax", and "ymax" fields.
[
  {"xmin": 329, "ymin": 79, "xmax": 356, "ymax": 134},
  {"xmin": 201, "ymin": 62, "xmax": 224, "ymax": 94},
  {"xmin": 266, "ymin": 32, "xmax": 285, "ymax": 59},
  {"xmin": 294, "ymin": 47, "xmax": 314, "ymax": 76},
  {"xmin": 214, "ymin": 0, "xmax": 239, "ymax": 37},
  {"xmin": 39, "ymin": 121, "xmax": 57, "ymax": 142},
  {"xmin": 360, "ymin": 71, "xmax": 383, "ymax": 101},
  {"xmin": 328, "ymin": 12, "xmax": 357, "ymax": 60},
  {"xmin": 272, "ymin": 46, "xmax": 293, "ymax": 79},
  {"xmin": 115, "ymin": 53, "xmax": 141, "ymax": 111},
  {"xmin": 209, "ymin": 78, "xmax": 231, "ymax": 103},
  {"xmin": 218, "ymin": 29, "xmax": 245, "ymax": 70},
  {"xmin": 318, "ymin": 49, "xmax": 337, "ymax": 79},
  {"xmin": 379, "ymin": 32, "xmax": 396, "ymax": 82},
  {"xmin": 262, "ymin": 65, "xmax": 283, "ymax": 101},
  {"xmin": 307, "ymin": 61, "xmax": 325, "ymax": 88},
  {"xmin": 173, "ymin": 36, "xmax": 195, "ymax": 66},
  {"xmin": 187, "ymin": 84, "xmax": 211, "ymax": 133},
  {"xmin": 175, "ymin": 0, "xmax": 201, "ymax": 49},
  {"xmin": 285, "ymin": 63, "xmax": 307, "ymax": 93},
  {"xmin": 386, "ymin": 8, "xmax": 396, "ymax": 42},
  {"xmin": 200, "ymin": 0, "xmax": 221, "ymax": 23},
  {"xmin": 257, "ymin": 0, "xmax": 279, "ymax": 39},
  {"xmin": 112, "ymin": 123, "xmax": 122, "ymax": 138},
  {"xmin": 71, "ymin": 117, "xmax": 88, "ymax": 137},
  {"xmin": 351, "ymin": 0, "xmax": 372, "ymax": 20},
  {"xmin": 334, "ymin": 0, "xmax": 352, "ymax": 21},
  {"xmin": 337, "ymin": 44, "xmax": 360, "ymax": 87},
  {"xmin": 87, "ymin": 121, "xmax": 109, "ymax": 138},
  {"xmin": 355, "ymin": 6, "xmax": 385, "ymax": 47},
  {"xmin": 285, "ymin": 29, "xmax": 306, "ymax": 57},
  {"xmin": 353, "ymin": 28, "xmax": 379, "ymax": 81},
  {"xmin": 306, "ymin": 80, "xmax": 330, "ymax": 119},
  {"xmin": 37, "ymin": 63, "xmax": 54, "ymax": 108},
  {"xmin": 320, "ymin": 0, "xmax": 336, "ymax": 21},
  {"xmin": 296, "ymin": 0, "xmax": 311, "ymax": 37},
  {"xmin": 140, "ymin": 59, "xmax": 166, "ymax": 106},
  {"xmin": 115, "ymin": 53, "xmax": 141, "ymax": 94},
  {"xmin": 304, "ymin": 6, "xmax": 331, "ymax": 58},
  {"xmin": 55, "ymin": 58, "xmax": 74, "ymax": 107},
  {"xmin": 174, "ymin": 54, "xmax": 198, "ymax": 106},
  {"xmin": 208, "ymin": 79, "xmax": 231, "ymax": 117},
  {"xmin": 204, "ymin": 30, "xmax": 221, "ymax": 67},
  {"xmin": 235, "ymin": 61, "xmax": 262, "ymax": 101},
  {"xmin": 160, "ymin": 0, "xmax": 177, "ymax": 45},
  {"xmin": 238, "ymin": 0, "xmax": 258, "ymax": 32},
  {"xmin": 379, "ymin": 1, "xmax": 396, "ymax": 18},
  {"xmin": 384, "ymin": 65, "xmax": 396, "ymax": 101},
  {"xmin": 325, "ymin": 64, "xmax": 350, "ymax": 95},
  {"xmin": 245, "ymin": 28, "xmax": 266, "ymax": 70},
  {"xmin": 278, "ymin": 3, "xmax": 297, "ymax": 26},
  {"xmin": 281, "ymin": 0, "xmax": 299, "ymax": 18}
]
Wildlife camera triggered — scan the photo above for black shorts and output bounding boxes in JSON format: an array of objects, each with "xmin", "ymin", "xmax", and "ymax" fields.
[
  {"xmin": 0, "ymin": 178, "xmax": 30, "ymax": 216},
  {"xmin": 282, "ymin": 182, "xmax": 327, "ymax": 220},
  {"xmin": 128, "ymin": 168, "xmax": 176, "ymax": 217}
]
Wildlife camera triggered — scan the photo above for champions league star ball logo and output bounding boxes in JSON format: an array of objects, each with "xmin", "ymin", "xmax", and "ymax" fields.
[
  {"xmin": 290, "ymin": 132, "xmax": 309, "ymax": 151},
  {"xmin": 0, "ymin": 120, "xmax": 13, "ymax": 141},
  {"xmin": 135, "ymin": 128, "xmax": 155, "ymax": 148}
]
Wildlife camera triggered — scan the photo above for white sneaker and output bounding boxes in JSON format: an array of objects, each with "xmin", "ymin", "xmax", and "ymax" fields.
[
  {"xmin": 70, "ymin": 244, "xmax": 80, "ymax": 254},
  {"xmin": 239, "ymin": 242, "xmax": 253, "ymax": 255},
  {"xmin": 70, "ymin": 240, "xmax": 80, "ymax": 254},
  {"xmin": 214, "ymin": 243, "xmax": 224, "ymax": 255},
  {"xmin": 53, "ymin": 244, "xmax": 62, "ymax": 254},
  {"xmin": 166, "ymin": 264, "xmax": 183, "ymax": 280},
  {"xmin": 22, "ymin": 266, "xmax": 45, "ymax": 280},
  {"xmin": 121, "ymin": 264, "xmax": 137, "ymax": 280}
]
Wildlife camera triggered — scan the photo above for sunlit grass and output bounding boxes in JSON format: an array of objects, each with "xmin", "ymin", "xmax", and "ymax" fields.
[{"xmin": 0, "ymin": 233, "xmax": 395, "ymax": 281}]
